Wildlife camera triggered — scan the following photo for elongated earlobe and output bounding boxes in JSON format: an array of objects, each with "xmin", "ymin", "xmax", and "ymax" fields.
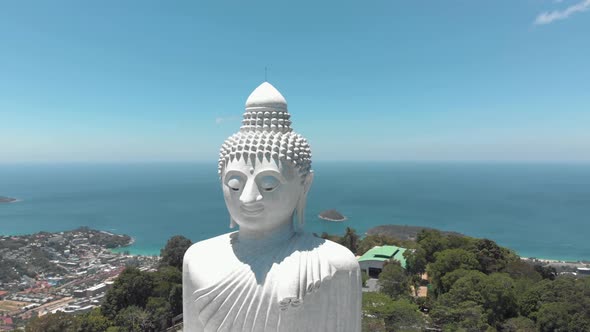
[
  {"xmin": 303, "ymin": 171, "xmax": 314, "ymax": 195},
  {"xmin": 229, "ymin": 217, "xmax": 237, "ymax": 229},
  {"xmin": 296, "ymin": 172, "xmax": 313, "ymax": 232},
  {"xmin": 296, "ymin": 193, "xmax": 306, "ymax": 232}
]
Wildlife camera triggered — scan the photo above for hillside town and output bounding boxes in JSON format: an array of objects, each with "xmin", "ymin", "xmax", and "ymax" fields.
[{"xmin": 0, "ymin": 228, "xmax": 159, "ymax": 330}]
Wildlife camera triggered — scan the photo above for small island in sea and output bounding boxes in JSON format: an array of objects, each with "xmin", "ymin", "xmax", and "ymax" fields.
[
  {"xmin": 318, "ymin": 209, "xmax": 347, "ymax": 222},
  {"xmin": 0, "ymin": 196, "xmax": 17, "ymax": 203}
]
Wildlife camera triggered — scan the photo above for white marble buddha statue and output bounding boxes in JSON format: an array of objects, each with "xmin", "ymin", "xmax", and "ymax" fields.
[{"xmin": 183, "ymin": 82, "xmax": 361, "ymax": 332}]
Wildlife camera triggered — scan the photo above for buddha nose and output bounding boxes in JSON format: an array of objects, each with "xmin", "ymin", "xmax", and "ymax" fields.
[{"xmin": 240, "ymin": 180, "xmax": 263, "ymax": 205}]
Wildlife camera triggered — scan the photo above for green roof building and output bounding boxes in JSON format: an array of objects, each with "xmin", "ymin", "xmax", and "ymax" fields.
[{"xmin": 358, "ymin": 245, "xmax": 407, "ymax": 278}]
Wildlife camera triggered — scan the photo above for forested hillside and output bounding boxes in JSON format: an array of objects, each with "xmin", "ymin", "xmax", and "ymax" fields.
[{"xmin": 25, "ymin": 229, "xmax": 590, "ymax": 331}]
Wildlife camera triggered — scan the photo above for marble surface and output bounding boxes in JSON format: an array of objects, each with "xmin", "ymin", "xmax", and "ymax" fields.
[{"xmin": 183, "ymin": 82, "xmax": 361, "ymax": 331}]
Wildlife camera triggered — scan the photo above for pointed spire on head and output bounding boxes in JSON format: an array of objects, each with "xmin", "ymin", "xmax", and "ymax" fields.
[
  {"xmin": 245, "ymin": 82, "xmax": 288, "ymax": 111},
  {"xmin": 219, "ymin": 82, "xmax": 312, "ymax": 178},
  {"xmin": 241, "ymin": 82, "xmax": 292, "ymax": 133}
]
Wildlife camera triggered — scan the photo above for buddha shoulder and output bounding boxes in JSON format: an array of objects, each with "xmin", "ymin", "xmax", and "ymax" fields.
[
  {"xmin": 184, "ymin": 231, "xmax": 236, "ymax": 259},
  {"xmin": 183, "ymin": 232, "xmax": 237, "ymax": 275},
  {"xmin": 313, "ymin": 235, "xmax": 360, "ymax": 273}
]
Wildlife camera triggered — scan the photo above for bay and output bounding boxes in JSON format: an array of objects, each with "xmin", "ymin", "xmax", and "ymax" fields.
[{"xmin": 0, "ymin": 162, "xmax": 589, "ymax": 261}]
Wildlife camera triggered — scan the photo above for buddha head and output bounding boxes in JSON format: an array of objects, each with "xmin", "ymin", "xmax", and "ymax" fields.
[{"xmin": 218, "ymin": 82, "xmax": 313, "ymax": 234}]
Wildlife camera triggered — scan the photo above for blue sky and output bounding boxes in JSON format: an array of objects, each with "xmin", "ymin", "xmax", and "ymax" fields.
[{"xmin": 1, "ymin": 1, "xmax": 589, "ymax": 163}]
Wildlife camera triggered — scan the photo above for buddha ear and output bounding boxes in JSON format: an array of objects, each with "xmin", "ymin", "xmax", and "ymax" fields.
[
  {"xmin": 296, "ymin": 195, "xmax": 306, "ymax": 231},
  {"xmin": 303, "ymin": 171, "xmax": 314, "ymax": 195},
  {"xmin": 296, "ymin": 171, "xmax": 313, "ymax": 231},
  {"xmin": 229, "ymin": 217, "xmax": 237, "ymax": 229}
]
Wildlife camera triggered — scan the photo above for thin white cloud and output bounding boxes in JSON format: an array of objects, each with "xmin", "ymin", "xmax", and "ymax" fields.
[{"xmin": 534, "ymin": 0, "xmax": 590, "ymax": 24}]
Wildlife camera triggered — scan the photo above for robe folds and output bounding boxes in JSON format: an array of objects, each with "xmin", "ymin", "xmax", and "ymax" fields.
[{"xmin": 183, "ymin": 232, "xmax": 361, "ymax": 332}]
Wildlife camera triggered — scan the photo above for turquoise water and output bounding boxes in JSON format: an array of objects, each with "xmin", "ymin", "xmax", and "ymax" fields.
[{"xmin": 0, "ymin": 162, "xmax": 589, "ymax": 261}]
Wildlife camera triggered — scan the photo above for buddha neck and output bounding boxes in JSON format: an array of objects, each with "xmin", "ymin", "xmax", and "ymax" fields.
[{"xmin": 236, "ymin": 218, "xmax": 296, "ymax": 248}]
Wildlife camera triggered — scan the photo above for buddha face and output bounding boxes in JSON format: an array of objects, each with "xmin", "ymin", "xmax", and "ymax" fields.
[{"xmin": 222, "ymin": 157, "xmax": 313, "ymax": 233}]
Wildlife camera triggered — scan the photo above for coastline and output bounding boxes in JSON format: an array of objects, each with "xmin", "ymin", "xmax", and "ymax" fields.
[
  {"xmin": 1, "ymin": 227, "xmax": 587, "ymax": 262},
  {"xmin": 0, "ymin": 226, "xmax": 587, "ymax": 262},
  {"xmin": 364, "ymin": 224, "xmax": 590, "ymax": 263},
  {"xmin": 110, "ymin": 244, "xmax": 160, "ymax": 257},
  {"xmin": 521, "ymin": 256, "xmax": 590, "ymax": 265},
  {"xmin": 318, "ymin": 215, "xmax": 348, "ymax": 222},
  {"xmin": 520, "ymin": 257, "xmax": 590, "ymax": 274},
  {"xmin": 108, "ymin": 236, "xmax": 139, "ymax": 253},
  {"xmin": 2, "ymin": 162, "xmax": 590, "ymax": 264},
  {"xmin": 116, "ymin": 242, "xmax": 588, "ymax": 262},
  {"xmin": 109, "ymin": 237, "xmax": 165, "ymax": 257}
]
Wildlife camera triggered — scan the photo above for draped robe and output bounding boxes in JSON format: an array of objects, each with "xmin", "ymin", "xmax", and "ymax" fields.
[{"xmin": 183, "ymin": 232, "xmax": 361, "ymax": 332}]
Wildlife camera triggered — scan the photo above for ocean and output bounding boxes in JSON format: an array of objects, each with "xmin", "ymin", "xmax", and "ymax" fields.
[{"xmin": 0, "ymin": 162, "xmax": 589, "ymax": 261}]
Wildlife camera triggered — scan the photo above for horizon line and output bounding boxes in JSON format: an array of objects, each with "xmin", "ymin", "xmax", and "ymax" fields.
[{"xmin": 1, "ymin": 160, "xmax": 590, "ymax": 165}]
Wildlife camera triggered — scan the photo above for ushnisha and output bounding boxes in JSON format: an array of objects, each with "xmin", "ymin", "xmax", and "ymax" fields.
[{"xmin": 183, "ymin": 82, "xmax": 361, "ymax": 332}]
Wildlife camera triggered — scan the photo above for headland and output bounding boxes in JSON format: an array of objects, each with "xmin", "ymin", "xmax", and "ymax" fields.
[
  {"xmin": 366, "ymin": 224, "xmax": 589, "ymax": 271},
  {"xmin": 366, "ymin": 224, "xmax": 464, "ymax": 242}
]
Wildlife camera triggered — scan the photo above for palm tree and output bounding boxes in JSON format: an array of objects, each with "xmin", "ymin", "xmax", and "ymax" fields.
[{"xmin": 340, "ymin": 227, "xmax": 359, "ymax": 254}]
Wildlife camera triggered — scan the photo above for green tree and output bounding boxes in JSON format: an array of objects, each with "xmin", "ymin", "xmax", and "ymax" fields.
[
  {"xmin": 446, "ymin": 234, "xmax": 475, "ymax": 251},
  {"xmin": 105, "ymin": 326, "xmax": 127, "ymax": 332},
  {"xmin": 440, "ymin": 268, "xmax": 480, "ymax": 294},
  {"xmin": 383, "ymin": 298, "xmax": 426, "ymax": 331},
  {"xmin": 339, "ymin": 227, "xmax": 359, "ymax": 254},
  {"xmin": 438, "ymin": 270, "xmax": 487, "ymax": 305},
  {"xmin": 430, "ymin": 301, "xmax": 490, "ymax": 331},
  {"xmin": 536, "ymin": 302, "xmax": 571, "ymax": 332},
  {"xmin": 357, "ymin": 234, "xmax": 400, "ymax": 256},
  {"xmin": 152, "ymin": 265, "xmax": 182, "ymax": 298},
  {"xmin": 320, "ymin": 232, "xmax": 342, "ymax": 243},
  {"xmin": 480, "ymin": 273, "xmax": 518, "ymax": 325},
  {"xmin": 417, "ymin": 229, "xmax": 448, "ymax": 262},
  {"xmin": 25, "ymin": 312, "xmax": 80, "ymax": 332},
  {"xmin": 362, "ymin": 292, "xmax": 397, "ymax": 318},
  {"xmin": 517, "ymin": 279, "xmax": 550, "ymax": 318},
  {"xmin": 361, "ymin": 316, "xmax": 386, "ymax": 332},
  {"xmin": 427, "ymin": 248, "xmax": 479, "ymax": 295},
  {"xmin": 146, "ymin": 297, "xmax": 173, "ymax": 331},
  {"xmin": 500, "ymin": 316, "xmax": 536, "ymax": 332},
  {"xmin": 169, "ymin": 283, "xmax": 184, "ymax": 317},
  {"xmin": 473, "ymin": 238, "xmax": 515, "ymax": 274},
  {"xmin": 106, "ymin": 327, "xmax": 124, "ymax": 332},
  {"xmin": 101, "ymin": 267, "xmax": 155, "ymax": 319},
  {"xmin": 534, "ymin": 264, "xmax": 557, "ymax": 280},
  {"xmin": 114, "ymin": 305, "xmax": 155, "ymax": 332},
  {"xmin": 438, "ymin": 271, "xmax": 517, "ymax": 326},
  {"xmin": 378, "ymin": 260, "xmax": 409, "ymax": 299},
  {"xmin": 404, "ymin": 247, "xmax": 427, "ymax": 276},
  {"xmin": 78, "ymin": 308, "xmax": 112, "ymax": 332},
  {"xmin": 502, "ymin": 260, "xmax": 542, "ymax": 282},
  {"xmin": 362, "ymin": 292, "xmax": 425, "ymax": 331},
  {"xmin": 160, "ymin": 235, "xmax": 193, "ymax": 269},
  {"xmin": 532, "ymin": 277, "xmax": 590, "ymax": 331}
]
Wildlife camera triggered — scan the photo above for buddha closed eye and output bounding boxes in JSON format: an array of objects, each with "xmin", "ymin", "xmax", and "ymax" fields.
[
  {"xmin": 226, "ymin": 176, "xmax": 243, "ymax": 192},
  {"xmin": 217, "ymin": 82, "xmax": 314, "ymax": 232},
  {"xmin": 224, "ymin": 174, "xmax": 281, "ymax": 193},
  {"xmin": 184, "ymin": 83, "xmax": 361, "ymax": 332},
  {"xmin": 259, "ymin": 175, "xmax": 280, "ymax": 192}
]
